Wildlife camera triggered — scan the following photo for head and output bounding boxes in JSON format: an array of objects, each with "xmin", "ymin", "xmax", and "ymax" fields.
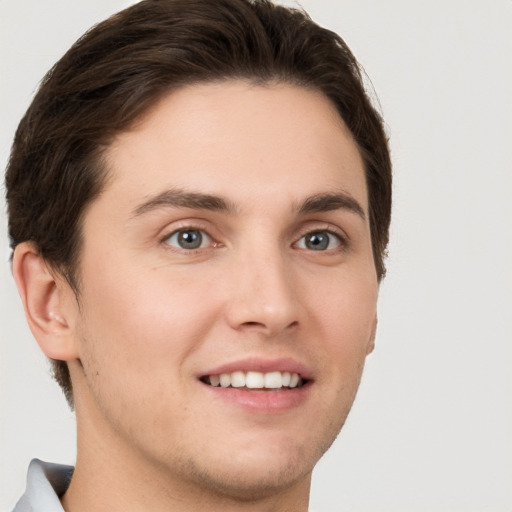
[{"xmin": 6, "ymin": 0, "xmax": 391, "ymax": 502}]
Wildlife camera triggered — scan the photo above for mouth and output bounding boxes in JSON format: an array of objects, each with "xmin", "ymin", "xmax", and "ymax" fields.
[
  {"xmin": 197, "ymin": 358, "xmax": 313, "ymax": 412},
  {"xmin": 200, "ymin": 370, "xmax": 307, "ymax": 391}
]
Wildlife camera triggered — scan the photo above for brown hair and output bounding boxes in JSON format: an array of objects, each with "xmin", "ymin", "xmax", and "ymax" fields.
[{"xmin": 5, "ymin": 0, "xmax": 392, "ymax": 406}]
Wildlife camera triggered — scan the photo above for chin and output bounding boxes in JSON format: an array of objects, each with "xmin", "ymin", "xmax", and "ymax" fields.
[
  {"xmin": 169, "ymin": 426, "xmax": 338, "ymax": 502},
  {"xmin": 181, "ymin": 454, "xmax": 312, "ymax": 502}
]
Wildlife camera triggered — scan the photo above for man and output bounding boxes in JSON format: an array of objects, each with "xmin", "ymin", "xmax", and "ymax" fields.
[{"xmin": 5, "ymin": 0, "xmax": 391, "ymax": 510}]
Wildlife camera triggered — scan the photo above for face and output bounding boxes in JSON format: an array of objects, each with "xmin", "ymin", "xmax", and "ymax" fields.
[{"xmin": 67, "ymin": 81, "xmax": 378, "ymax": 499}]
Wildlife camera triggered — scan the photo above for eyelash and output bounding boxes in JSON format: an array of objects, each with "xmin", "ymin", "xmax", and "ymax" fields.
[
  {"xmin": 294, "ymin": 228, "xmax": 346, "ymax": 252},
  {"xmin": 161, "ymin": 225, "xmax": 348, "ymax": 253},
  {"xmin": 162, "ymin": 225, "xmax": 217, "ymax": 253}
]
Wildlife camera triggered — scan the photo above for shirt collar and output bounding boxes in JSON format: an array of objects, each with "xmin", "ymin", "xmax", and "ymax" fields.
[{"xmin": 12, "ymin": 459, "xmax": 74, "ymax": 512}]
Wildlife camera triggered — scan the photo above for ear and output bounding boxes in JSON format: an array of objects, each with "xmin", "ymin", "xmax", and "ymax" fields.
[
  {"xmin": 366, "ymin": 315, "xmax": 378, "ymax": 355},
  {"xmin": 12, "ymin": 242, "xmax": 79, "ymax": 361}
]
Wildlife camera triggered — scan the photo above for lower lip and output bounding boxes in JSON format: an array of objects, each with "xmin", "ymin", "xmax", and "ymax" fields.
[{"xmin": 201, "ymin": 382, "xmax": 312, "ymax": 414}]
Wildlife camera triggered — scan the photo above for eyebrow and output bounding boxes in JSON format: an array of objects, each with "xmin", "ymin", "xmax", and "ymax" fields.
[
  {"xmin": 131, "ymin": 188, "xmax": 365, "ymax": 220},
  {"xmin": 131, "ymin": 189, "xmax": 237, "ymax": 217},
  {"xmin": 297, "ymin": 192, "xmax": 366, "ymax": 220}
]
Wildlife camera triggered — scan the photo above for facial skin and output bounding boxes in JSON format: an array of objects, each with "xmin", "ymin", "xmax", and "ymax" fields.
[{"xmin": 15, "ymin": 81, "xmax": 378, "ymax": 512}]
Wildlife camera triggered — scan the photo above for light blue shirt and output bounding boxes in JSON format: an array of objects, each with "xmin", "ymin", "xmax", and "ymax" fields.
[{"xmin": 12, "ymin": 459, "xmax": 73, "ymax": 512}]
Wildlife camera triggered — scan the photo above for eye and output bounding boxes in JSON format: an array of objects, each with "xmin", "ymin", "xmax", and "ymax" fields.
[
  {"xmin": 164, "ymin": 228, "xmax": 211, "ymax": 250},
  {"xmin": 296, "ymin": 230, "xmax": 342, "ymax": 251}
]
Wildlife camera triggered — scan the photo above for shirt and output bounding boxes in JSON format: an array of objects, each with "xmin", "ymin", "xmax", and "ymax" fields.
[{"xmin": 11, "ymin": 459, "xmax": 73, "ymax": 512}]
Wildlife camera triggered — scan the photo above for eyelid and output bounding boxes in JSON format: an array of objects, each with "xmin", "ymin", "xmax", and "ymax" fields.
[
  {"xmin": 164, "ymin": 228, "xmax": 212, "ymax": 249},
  {"xmin": 160, "ymin": 221, "xmax": 219, "ymax": 252},
  {"xmin": 295, "ymin": 231, "xmax": 340, "ymax": 250},
  {"xmin": 293, "ymin": 224, "xmax": 349, "ymax": 251}
]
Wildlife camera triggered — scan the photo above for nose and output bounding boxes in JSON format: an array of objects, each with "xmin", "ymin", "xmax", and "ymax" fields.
[{"xmin": 225, "ymin": 246, "xmax": 300, "ymax": 337}]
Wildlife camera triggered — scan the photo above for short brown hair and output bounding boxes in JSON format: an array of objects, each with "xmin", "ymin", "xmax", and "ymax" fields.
[{"xmin": 5, "ymin": 0, "xmax": 392, "ymax": 406}]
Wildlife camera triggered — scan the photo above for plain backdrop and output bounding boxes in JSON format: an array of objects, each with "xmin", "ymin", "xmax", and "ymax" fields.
[{"xmin": 1, "ymin": 1, "xmax": 511, "ymax": 511}]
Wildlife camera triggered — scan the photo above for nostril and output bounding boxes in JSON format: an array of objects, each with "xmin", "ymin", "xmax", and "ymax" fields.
[
  {"xmin": 239, "ymin": 320, "xmax": 299, "ymax": 332},
  {"xmin": 242, "ymin": 321, "xmax": 265, "ymax": 327}
]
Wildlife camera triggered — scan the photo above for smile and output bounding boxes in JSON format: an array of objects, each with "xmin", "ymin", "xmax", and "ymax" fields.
[{"xmin": 202, "ymin": 371, "xmax": 304, "ymax": 390}]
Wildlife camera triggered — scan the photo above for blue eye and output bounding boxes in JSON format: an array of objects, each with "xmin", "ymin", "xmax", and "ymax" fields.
[
  {"xmin": 165, "ymin": 229, "xmax": 211, "ymax": 250},
  {"xmin": 296, "ymin": 231, "xmax": 341, "ymax": 251}
]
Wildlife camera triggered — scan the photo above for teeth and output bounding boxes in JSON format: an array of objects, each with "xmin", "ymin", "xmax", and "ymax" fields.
[
  {"xmin": 208, "ymin": 371, "xmax": 303, "ymax": 389},
  {"xmin": 231, "ymin": 371, "xmax": 245, "ymax": 388},
  {"xmin": 246, "ymin": 371, "xmax": 264, "ymax": 389},
  {"xmin": 264, "ymin": 371, "xmax": 282, "ymax": 389},
  {"xmin": 289, "ymin": 372, "xmax": 299, "ymax": 388},
  {"xmin": 219, "ymin": 373, "xmax": 231, "ymax": 388}
]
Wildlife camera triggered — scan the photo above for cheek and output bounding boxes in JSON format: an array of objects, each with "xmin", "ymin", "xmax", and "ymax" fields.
[
  {"xmin": 77, "ymin": 262, "xmax": 221, "ymax": 374},
  {"xmin": 311, "ymin": 265, "xmax": 377, "ymax": 329},
  {"xmin": 73, "ymin": 264, "xmax": 220, "ymax": 433},
  {"xmin": 305, "ymin": 269, "xmax": 378, "ymax": 373}
]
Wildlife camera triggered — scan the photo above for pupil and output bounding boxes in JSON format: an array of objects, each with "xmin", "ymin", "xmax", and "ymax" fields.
[
  {"xmin": 306, "ymin": 232, "xmax": 328, "ymax": 250},
  {"xmin": 178, "ymin": 230, "xmax": 202, "ymax": 249}
]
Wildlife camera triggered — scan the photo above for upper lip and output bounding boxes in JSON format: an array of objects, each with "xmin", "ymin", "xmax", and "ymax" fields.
[{"xmin": 199, "ymin": 357, "xmax": 313, "ymax": 380}]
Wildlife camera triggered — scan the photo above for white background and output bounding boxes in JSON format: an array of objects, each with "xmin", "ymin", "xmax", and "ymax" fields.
[{"xmin": 1, "ymin": 1, "xmax": 511, "ymax": 511}]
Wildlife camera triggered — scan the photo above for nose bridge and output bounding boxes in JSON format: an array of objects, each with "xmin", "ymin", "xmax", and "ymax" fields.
[{"xmin": 226, "ymin": 237, "xmax": 299, "ymax": 335}]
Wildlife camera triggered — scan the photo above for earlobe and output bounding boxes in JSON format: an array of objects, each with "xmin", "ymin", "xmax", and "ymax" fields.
[{"xmin": 12, "ymin": 242, "xmax": 79, "ymax": 361}]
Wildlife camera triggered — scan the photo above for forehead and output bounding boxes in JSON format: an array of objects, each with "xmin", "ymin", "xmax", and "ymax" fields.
[{"xmin": 100, "ymin": 80, "xmax": 367, "ymax": 216}]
